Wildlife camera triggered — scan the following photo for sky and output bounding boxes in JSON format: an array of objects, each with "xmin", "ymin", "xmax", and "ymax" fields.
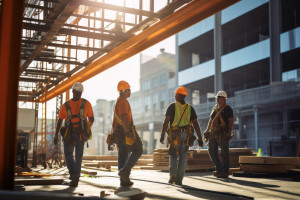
[{"xmin": 43, "ymin": 35, "xmax": 175, "ymax": 118}]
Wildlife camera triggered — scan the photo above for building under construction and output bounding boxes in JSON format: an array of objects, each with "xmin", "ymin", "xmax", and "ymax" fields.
[{"xmin": 0, "ymin": 0, "xmax": 300, "ymax": 199}]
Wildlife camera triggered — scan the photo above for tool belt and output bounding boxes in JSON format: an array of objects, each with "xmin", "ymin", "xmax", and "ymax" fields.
[
  {"xmin": 167, "ymin": 125, "xmax": 196, "ymax": 153},
  {"xmin": 204, "ymin": 126, "xmax": 230, "ymax": 142},
  {"xmin": 107, "ymin": 124, "xmax": 138, "ymax": 151}
]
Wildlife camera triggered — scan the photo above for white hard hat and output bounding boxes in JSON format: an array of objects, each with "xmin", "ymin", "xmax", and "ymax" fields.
[
  {"xmin": 215, "ymin": 90, "xmax": 227, "ymax": 99},
  {"xmin": 72, "ymin": 82, "xmax": 84, "ymax": 92}
]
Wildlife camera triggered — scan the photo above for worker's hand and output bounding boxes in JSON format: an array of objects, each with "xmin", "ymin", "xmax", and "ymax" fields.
[
  {"xmin": 197, "ymin": 138, "xmax": 203, "ymax": 147},
  {"xmin": 54, "ymin": 134, "xmax": 58, "ymax": 145},
  {"xmin": 160, "ymin": 134, "xmax": 165, "ymax": 144}
]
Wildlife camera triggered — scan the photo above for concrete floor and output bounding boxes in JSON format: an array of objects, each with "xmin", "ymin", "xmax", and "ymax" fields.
[{"xmin": 16, "ymin": 167, "xmax": 300, "ymax": 200}]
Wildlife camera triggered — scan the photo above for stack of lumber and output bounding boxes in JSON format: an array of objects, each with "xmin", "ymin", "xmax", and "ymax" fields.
[
  {"xmin": 82, "ymin": 154, "xmax": 153, "ymax": 170},
  {"xmin": 238, "ymin": 156, "xmax": 300, "ymax": 174},
  {"xmin": 153, "ymin": 148, "xmax": 255, "ymax": 171}
]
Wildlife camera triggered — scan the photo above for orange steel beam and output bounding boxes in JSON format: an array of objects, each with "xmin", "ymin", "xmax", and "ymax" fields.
[
  {"xmin": 0, "ymin": 0, "xmax": 24, "ymax": 189},
  {"xmin": 39, "ymin": 0, "xmax": 240, "ymax": 102}
]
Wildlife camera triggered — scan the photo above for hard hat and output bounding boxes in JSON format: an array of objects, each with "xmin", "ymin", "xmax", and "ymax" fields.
[
  {"xmin": 117, "ymin": 80, "xmax": 130, "ymax": 92},
  {"xmin": 72, "ymin": 82, "xmax": 84, "ymax": 92},
  {"xmin": 215, "ymin": 90, "xmax": 227, "ymax": 99},
  {"xmin": 174, "ymin": 86, "xmax": 187, "ymax": 96}
]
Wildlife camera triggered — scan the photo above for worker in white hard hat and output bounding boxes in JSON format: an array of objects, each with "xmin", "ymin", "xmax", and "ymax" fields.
[
  {"xmin": 54, "ymin": 82, "xmax": 94, "ymax": 187},
  {"xmin": 203, "ymin": 90, "xmax": 233, "ymax": 178}
]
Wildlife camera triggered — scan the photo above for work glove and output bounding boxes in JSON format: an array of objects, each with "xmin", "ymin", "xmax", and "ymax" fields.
[
  {"xmin": 197, "ymin": 138, "xmax": 203, "ymax": 147},
  {"xmin": 54, "ymin": 134, "xmax": 58, "ymax": 146},
  {"xmin": 160, "ymin": 134, "xmax": 165, "ymax": 144}
]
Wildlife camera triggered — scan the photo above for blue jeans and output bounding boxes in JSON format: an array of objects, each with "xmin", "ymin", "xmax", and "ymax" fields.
[
  {"xmin": 169, "ymin": 132, "xmax": 188, "ymax": 183},
  {"xmin": 208, "ymin": 136, "xmax": 229, "ymax": 174},
  {"xmin": 118, "ymin": 136, "xmax": 143, "ymax": 173},
  {"xmin": 63, "ymin": 134, "xmax": 85, "ymax": 182}
]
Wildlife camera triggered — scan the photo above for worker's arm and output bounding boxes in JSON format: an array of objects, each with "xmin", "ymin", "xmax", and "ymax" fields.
[
  {"xmin": 88, "ymin": 116, "xmax": 94, "ymax": 124},
  {"xmin": 192, "ymin": 118, "xmax": 203, "ymax": 147},
  {"xmin": 54, "ymin": 118, "xmax": 63, "ymax": 145},
  {"xmin": 160, "ymin": 116, "xmax": 170, "ymax": 144},
  {"xmin": 227, "ymin": 117, "xmax": 234, "ymax": 139},
  {"xmin": 120, "ymin": 113, "xmax": 129, "ymax": 132}
]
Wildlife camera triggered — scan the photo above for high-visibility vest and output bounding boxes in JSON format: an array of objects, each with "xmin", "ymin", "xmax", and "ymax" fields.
[{"xmin": 171, "ymin": 101, "xmax": 191, "ymax": 127}]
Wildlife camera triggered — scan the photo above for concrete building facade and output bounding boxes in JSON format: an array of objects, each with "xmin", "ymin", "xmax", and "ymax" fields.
[
  {"xmin": 176, "ymin": 0, "xmax": 300, "ymax": 156},
  {"xmin": 130, "ymin": 49, "xmax": 176, "ymax": 154}
]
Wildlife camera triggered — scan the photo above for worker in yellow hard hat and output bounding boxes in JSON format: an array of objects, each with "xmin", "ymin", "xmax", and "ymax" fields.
[
  {"xmin": 203, "ymin": 90, "xmax": 234, "ymax": 178},
  {"xmin": 160, "ymin": 86, "xmax": 203, "ymax": 186},
  {"xmin": 109, "ymin": 80, "xmax": 143, "ymax": 186}
]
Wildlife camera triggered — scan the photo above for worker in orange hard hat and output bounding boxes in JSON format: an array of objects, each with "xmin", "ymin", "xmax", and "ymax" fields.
[
  {"xmin": 160, "ymin": 86, "xmax": 203, "ymax": 185},
  {"xmin": 108, "ymin": 80, "xmax": 143, "ymax": 186},
  {"xmin": 117, "ymin": 80, "xmax": 130, "ymax": 92}
]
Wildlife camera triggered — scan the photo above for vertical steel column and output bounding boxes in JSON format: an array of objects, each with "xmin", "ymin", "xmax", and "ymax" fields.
[
  {"xmin": 253, "ymin": 105, "xmax": 258, "ymax": 152},
  {"xmin": 32, "ymin": 102, "xmax": 39, "ymax": 167},
  {"xmin": 0, "ymin": 0, "xmax": 24, "ymax": 189},
  {"xmin": 269, "ymin": 0, "xmax": 282, "ymax": 82},
  {"xmin": 214, "ymin": 12, "xmax": 223, "ymax": 93}
]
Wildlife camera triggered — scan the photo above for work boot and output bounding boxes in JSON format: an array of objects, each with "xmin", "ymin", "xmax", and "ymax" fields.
[
  {"xmin": 118, "ymin": 170, "xmax": 133, "ymax": 186},
  {"xmin": 168, "ymin": 176, "xmax": 177, "ymax": 184},
  {"xmin": 175, "ymin": 181, "xmax": 182, "ymax": 186},
  {"xmin": 217, "ymin": 173, "xmax": 229, "ymax": 178},
  {"xmin": 213, "ymin": 171, "xmax": 222, "ymax": 177},
  {"xmin": 69, "ymin": 180, "xmax": 78, "ymax": 187}
]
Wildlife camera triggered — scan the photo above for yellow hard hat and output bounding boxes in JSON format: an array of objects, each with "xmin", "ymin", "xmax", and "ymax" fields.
[
  {"xmin": 174, "ymin": 86, "xmax": 187, "ymax": 96},
  {"xmin": 117, "ymin": 80, "xmax": 130, "ymax": 92}
]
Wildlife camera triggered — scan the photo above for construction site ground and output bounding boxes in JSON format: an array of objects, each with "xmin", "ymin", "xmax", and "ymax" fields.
[{"xmin": 11, "ymin": 166, "xmax": 300, "ymax": 200}]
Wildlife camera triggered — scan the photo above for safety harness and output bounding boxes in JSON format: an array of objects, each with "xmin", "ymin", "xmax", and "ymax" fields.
[
  {"xmin": 63, "ymin": 98, "xmax": 92, "ymax": 146},
  {"xmin": 205, "ymin": 104, "xmax": 229, "ymax": 142}
]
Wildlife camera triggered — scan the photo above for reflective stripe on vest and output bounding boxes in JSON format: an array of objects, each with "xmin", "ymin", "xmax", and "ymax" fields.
[{"xmin": 171, "ymin": 101, "xmax": 191, "ymax": 127}]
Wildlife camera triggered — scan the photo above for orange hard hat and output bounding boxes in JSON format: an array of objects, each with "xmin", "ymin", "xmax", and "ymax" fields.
[
  {"xmin": 117, "ymin": 80, "xmax": 130, "ymax": 91},
  {"xmin": 174, "ymin": 86, "xmax": 187, "ymax": 96}
]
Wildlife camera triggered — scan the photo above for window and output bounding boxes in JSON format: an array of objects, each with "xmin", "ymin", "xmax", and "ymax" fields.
[
  {"xmin": 152, "ymin": 77, "xmax": 159, "ymax": 88},
  {"xmin": 161, "ymin": 91, "xmax": 167, "ymax": 101},
  {"xmin": 142, "ymin": 80, "xmax": 150, "ymax": 91},
  {"xmin": 192, "ymin": 52, "xmax": 200, "ymax": 66},
  {"xmin": 152, "ymin": 93, "xmax": 158, "ymax": 104},
  {"xmin": 160, "ymin": 74, "xmax": 167, "ymax": 85}
]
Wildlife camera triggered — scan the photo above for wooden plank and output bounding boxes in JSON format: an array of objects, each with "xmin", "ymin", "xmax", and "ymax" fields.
[
  {"xmin": 239, "ymin": 156, "xmax": 300, "ymax": 165},
  {"xmin": 14, "ymin": 178, "xmax": 64, "ymax": 185},
  {"xmin": 240, "ymin": 164, "xmax": 297, "ymax": 173},
  {"xmin": 81, "ymin": 169, "xmax": 97, "ymax": 176}
]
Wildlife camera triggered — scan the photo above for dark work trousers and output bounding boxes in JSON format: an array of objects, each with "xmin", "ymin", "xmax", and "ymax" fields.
[
  {"xmin": 118, "ymin": 136, "xmax": 143, "ymax": 173},
  {"xmin": 63, "ymin": 131, "xmax": 84, "ymax": 182},
  {"xmin": 208, "ymin": 135, "xmax": 230, "ymax": 174}
]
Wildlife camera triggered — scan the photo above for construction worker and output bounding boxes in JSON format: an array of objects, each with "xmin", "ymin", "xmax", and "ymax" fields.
[
  {"xmin": 204, "ymin": 90, "xmax": 233, "ymax": 178},
  {"xmin": 54, "ymin": 82, "xmax": 94, "ymax": 187},
  {"xmin": 160, "ymin": 86, "xmax": 203, "ymax": 186},
  {"xmin": 112, "ymin": 80, "xmax": 143, "ymax": 186}
]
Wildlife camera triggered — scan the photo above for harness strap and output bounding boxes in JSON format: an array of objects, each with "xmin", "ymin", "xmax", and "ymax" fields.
[{"xmin": 171, "ymin": 102, "xmax": 188, "ymax": 127}]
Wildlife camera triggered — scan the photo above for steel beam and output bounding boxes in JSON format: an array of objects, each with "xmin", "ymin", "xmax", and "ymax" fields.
[
  {"xmin": 34, "ymin": 57, "xmax": 84, "ymax": 66},
  {"xmin": 73, "ymin": 0, "xmax": 162, "ymax": 19},
  {"xmin": 20, "ymin": 77, "xmax": 56, "ymax": 83},
  {"xmin": 22, "ymin": 22, "xmax": 131, "ymax": 41},
  {"xmin": 38, "ymin": 0, "xmax": 240, "ymax": 102},
  {"xmin": 25, "ymin": 69, "xmax": 67, "ymax": 77},
  {"xmin": 0, "ymin": 0, "xmax": 24, "ymax": 189},
  {"xmin": 22, "ymin": 39, "xmax": 109, "ymax": 52}
]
